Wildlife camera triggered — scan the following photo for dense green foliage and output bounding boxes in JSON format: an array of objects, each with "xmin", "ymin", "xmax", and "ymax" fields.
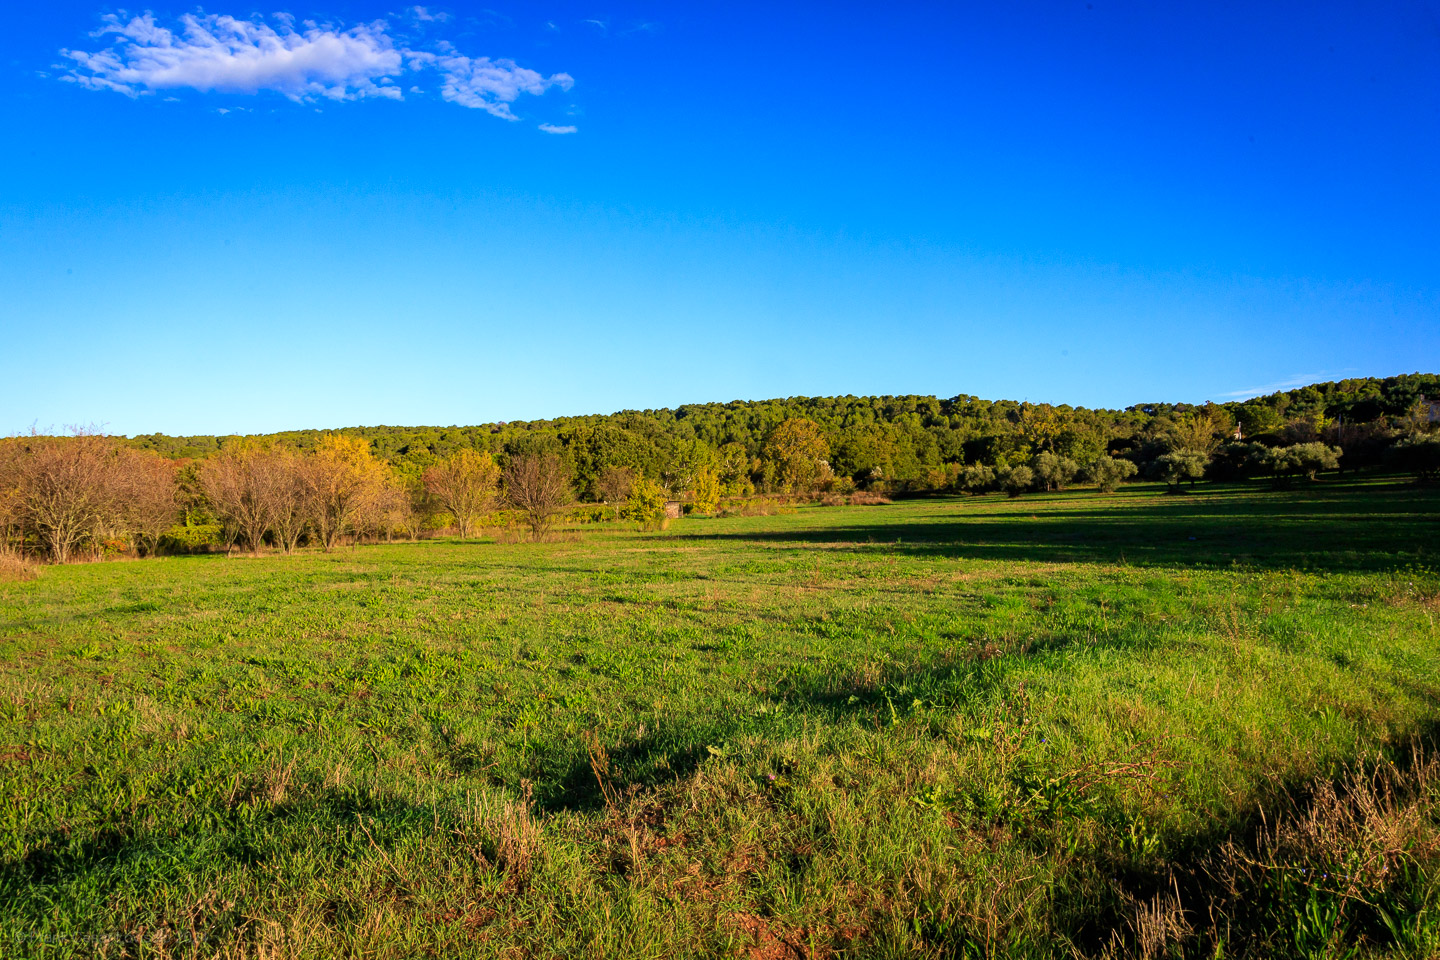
[
  {"xmin": 126, "ymin": 373, "xmax": 1440, "ymax": 500},
  {"xmin": 2, "ymin": 479, "xmax": 1438, "ymax": 957}
]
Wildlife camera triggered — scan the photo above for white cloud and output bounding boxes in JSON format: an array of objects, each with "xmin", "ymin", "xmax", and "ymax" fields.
[
  {"xmin": 538, "ymin": 122, "xmax": 576, "ymax": 134},
  {"xmin": 59, "ymin": 10, "xmax": 576, "ymax": 123},
  {"xmin": 61, "ymin": 13, "xmax": 405, "ymax": 101},
  {"xmin": 433, "ymin": 54, "xmax": 572, "ymax": 119}
]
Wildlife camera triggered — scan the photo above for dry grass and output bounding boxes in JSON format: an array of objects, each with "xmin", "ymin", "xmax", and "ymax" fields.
[{"xmin": 0, "ymin": 548, "xmax": 38, "ymax": 582}]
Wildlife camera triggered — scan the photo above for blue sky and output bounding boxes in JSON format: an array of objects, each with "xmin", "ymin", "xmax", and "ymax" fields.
[{"xmin": 2, "ymin": 1, "xmax": 1436, "ymax": 436}]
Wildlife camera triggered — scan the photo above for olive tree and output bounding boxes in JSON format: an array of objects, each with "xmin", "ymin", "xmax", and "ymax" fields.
[{"xmin": 1084, "ymin": 456, "xmax": 1138, "ymax": 493}]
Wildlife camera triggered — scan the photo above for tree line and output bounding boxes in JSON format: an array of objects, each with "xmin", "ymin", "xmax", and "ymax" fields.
[
  {"xmin": 3, "ymin": 373, "xmax": 1438, "ymax": 563},
  {"xmin": 0, "ymin": 434, "xmax": 576, "ymax": 562}
]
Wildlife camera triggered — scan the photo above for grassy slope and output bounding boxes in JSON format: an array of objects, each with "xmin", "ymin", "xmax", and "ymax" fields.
[{"xmin": 1, "ymin": 480, "xmax": 1438, "ymax": 958}]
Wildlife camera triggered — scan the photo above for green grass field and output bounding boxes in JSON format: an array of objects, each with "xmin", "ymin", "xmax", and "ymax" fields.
[{"xmin": 3, "ymin": 480, "xmax": 1438, "ymax": 958}]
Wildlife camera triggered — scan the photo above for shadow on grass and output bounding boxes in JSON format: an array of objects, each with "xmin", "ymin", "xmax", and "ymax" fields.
[
  {"xmin": 522, "ymin": 726, "xmax": 722, "ymax": 815},
  {"xmin": 1044, "ymin": 718, "xmax": 1440, "ymax": 959},
  {"xmin": 676, "ymin": 482, "xmax": 1440, "ymax": 573},
  {"xmin": 0, "ymin": 785, "xmax": 437, "ymax": 942}
]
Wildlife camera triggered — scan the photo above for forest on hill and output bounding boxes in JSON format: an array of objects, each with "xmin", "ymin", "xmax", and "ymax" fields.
[{"xmin": 128, "ymin": 372, "xmax": 1440, "ymax": 499}]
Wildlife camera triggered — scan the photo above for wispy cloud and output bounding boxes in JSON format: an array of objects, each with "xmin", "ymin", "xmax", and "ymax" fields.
[
  {"xmin": 430, "ymin": 52, "xmax": 572, "ymax": 119},
  {"xmin": 1218, "ymin": 372, "xmax": 1349, "ymax": 399},
  {"xmin": 538, "ymin": 122, "xmax": 576, "ymax": 134},
  {"xmin": 408, "ymin": 6, "xmax": 450, "ymax": 23},
  {"xmin": 60, "ymin": 9, "xmax": 573, "ymax": 124}
]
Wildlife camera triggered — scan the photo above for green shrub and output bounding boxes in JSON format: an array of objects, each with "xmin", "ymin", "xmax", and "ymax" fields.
[
  {"xmin": 158, "ymin": 523, "xmax": 223, "ymax": 554},
  {"xmin": 622, "ymin": 478, "xmax": 668, "ymax": 530}
]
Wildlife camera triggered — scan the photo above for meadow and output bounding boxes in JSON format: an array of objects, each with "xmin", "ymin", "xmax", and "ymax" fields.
[{"xmin": 1, "ymin": 479, "xmax": 1438, "ymax": 958}]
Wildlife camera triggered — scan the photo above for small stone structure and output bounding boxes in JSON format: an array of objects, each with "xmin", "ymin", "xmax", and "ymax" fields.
[{"xmin": 664, "ymin": 500, "xmax": 683, "ymax": 519}]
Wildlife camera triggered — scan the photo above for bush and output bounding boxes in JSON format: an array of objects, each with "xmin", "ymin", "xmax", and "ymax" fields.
[
  {"xmin": 573, "ymin": 504, "xmax": 615, "ymax": 524},
  {"xmin": 0, "ymin": 549, "xmax": 38, "ymax": 582},
  {"xmin": 159, "ymin": 522, "xmax": 224, "ymax": 554},
  {"xmin": 1084, "ymin": 456, "xmax": 1138, "ymax": 493},
  {"xmin": 623, "ymin": 478, "xmax": 668, "ymax": 530}
]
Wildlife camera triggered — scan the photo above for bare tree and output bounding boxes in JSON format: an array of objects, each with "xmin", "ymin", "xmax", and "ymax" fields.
[
  {"xmin": 12, "ymin": 432, "xmax": 117, "ymax": 563},
  {"xmin": 596, "ymin": 465, "xmax": 635, "ymax": 504},
  {"xmin": 266, "ymin": 447, "xmax": 310, "ymax": 555},
  {"xmin": 0, "ymin": 439, "xmax": 24, "ymax": 555},
  {"xmin": 112, "ymin": 448, "xmax": 180, "ymax": 556},
  {"xmin": 504, "ymin": 451, "xmax": 573, "ymax": 540},
  {"xmin": 200, "ymin": 442, "xmax": 279, "ymax": 555},
  {"xmin": 369, "ymin": 475, "xmax": 418, "ymax": 542},
  {"xmin": 423, "ymin": 449, "xmax": 500, "ymax": 538}
]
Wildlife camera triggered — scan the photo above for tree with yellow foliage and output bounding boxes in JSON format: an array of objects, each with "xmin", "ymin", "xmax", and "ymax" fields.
[
  {"xmin": 305, "ymin": 435, "xmax": 391, "ymax": 551},
  {"xmin": 762, "ymin": 418, "xmax": 831, "ymax": 494}
]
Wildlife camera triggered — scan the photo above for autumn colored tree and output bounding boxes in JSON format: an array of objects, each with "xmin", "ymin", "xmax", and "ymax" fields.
[
  {"xmin": 371, "ymin": 474, "xmax": 420, "ymax": 541},
  {"xmin": 504, "ymin": 451, "xmax": 573, "ymax": 540},
  {"xmin": 0, "ymin": 434, "xmax": 181, "ymax": 562},
  {"xmin": 423, "ymin": 449, "xmax": 500, "ymax": 538},
  {"xmin": 1172, "ymin": 408, "xmax": 1229, "ymax": 456},
  {"xmin": 690, "ymin": 465, "xmax": 721, "ymax": 514},
  {"xmin": 12, "ymin": 433, "xmax": 119, "ymax": 563},
  {"xmin": 265, "ymin": 447, "xmax": 310, "ymax": 555},
  {"xmin": 0, "ymin": 440, "xmax": 26, "ymax": 553},
  {"xmin": 305, "ymin": 435, "xmax": 390, "ymax": 550},
  {"xmin": 113, "ymin": 448, "xmax": 180, "ymax": 556},
  {"xmin": 762, "ymin": 418, "xmax": 831, "ymax": 494},
  {"xmin": 201, "ymin": 442, "xmax": 281, "ymax": 555}
]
